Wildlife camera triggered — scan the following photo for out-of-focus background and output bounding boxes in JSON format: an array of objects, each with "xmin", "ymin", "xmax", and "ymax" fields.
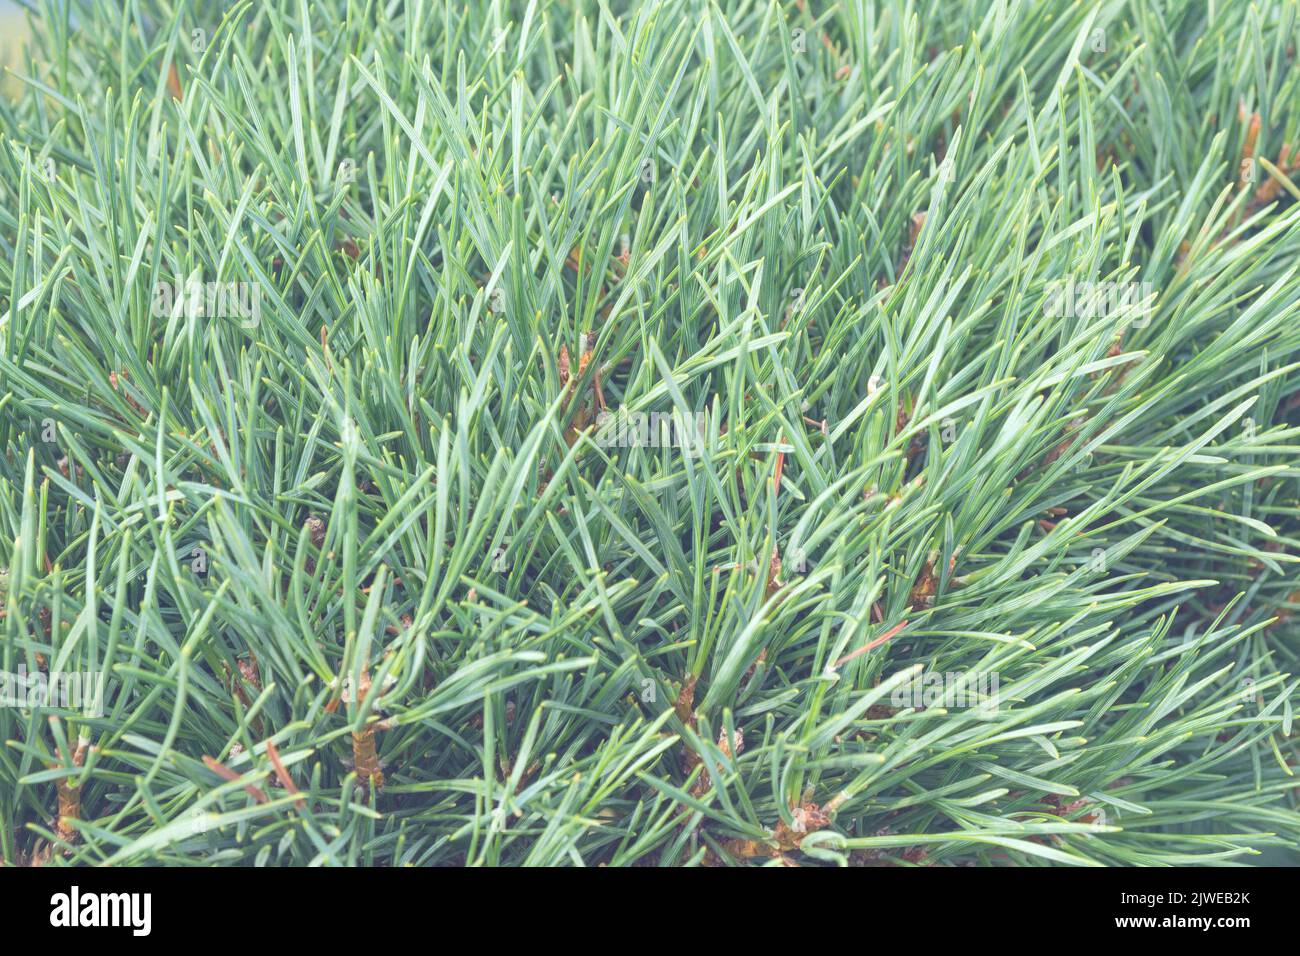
[{"xmin": 1, "ymin": 1, "xmax": 34, "ymax": 98}]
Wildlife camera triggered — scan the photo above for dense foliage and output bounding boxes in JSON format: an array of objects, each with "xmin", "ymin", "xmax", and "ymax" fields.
[{"xmin": 1, "ymin": 0, "xmax": 1298, "ymax": 866}]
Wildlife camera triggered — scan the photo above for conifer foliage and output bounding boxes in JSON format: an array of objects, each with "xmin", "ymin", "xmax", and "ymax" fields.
[{"xmin": 0, "ymin": 1, "xmax": 1298, "ymax": 866}]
